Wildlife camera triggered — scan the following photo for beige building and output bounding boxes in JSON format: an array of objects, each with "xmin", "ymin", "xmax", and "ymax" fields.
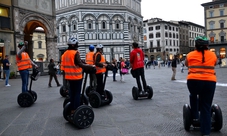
[
  {"xmin": 32, "ymin": 28, "xmax": 47, "ymax": 62},
  {"xmin": 202, "ymin": 0, "xmax": 227, "ymax": 59}
]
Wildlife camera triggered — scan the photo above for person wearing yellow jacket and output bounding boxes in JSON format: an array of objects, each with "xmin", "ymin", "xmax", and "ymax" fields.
[{"xmin": 185, "ymin": 36, "xmax": 217, "ymax": 136}]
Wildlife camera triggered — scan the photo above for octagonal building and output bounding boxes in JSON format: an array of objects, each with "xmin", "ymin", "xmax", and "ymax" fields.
[{"xmin": 55, "ymin": 0, "xmax": 143, "ymax": 61}]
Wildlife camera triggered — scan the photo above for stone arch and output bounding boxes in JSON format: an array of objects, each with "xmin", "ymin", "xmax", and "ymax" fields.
[
  {"xmin": 16, "ymin": 13, "xmax": 57, "ymax": 62},
  {"xmin": 82, "ymin": 14, "xmax": 96, "ymax": 21},
  {"xmin": 111, "ymin": 14, "xmax": 125, "ymax": 22},
  {"xmin": 97, "ymin": 14, "xmax": 111, "ymax": 21}
]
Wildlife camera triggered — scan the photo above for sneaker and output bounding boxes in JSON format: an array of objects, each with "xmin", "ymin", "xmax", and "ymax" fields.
[{"xmin": 5, "ymin": 84, "xmax": 11, "ymax": 87}]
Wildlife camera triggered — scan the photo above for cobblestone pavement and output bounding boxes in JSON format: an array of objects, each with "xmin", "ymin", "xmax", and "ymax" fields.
[{"xmin": 0, "ymin": 65, "xmax": 226, "ymax": 136}]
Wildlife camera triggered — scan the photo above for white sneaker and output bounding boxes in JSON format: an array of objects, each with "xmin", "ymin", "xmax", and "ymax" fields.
[{"xmin": 5, "ymin": 84, "xmax": 11, "ymax": 87}]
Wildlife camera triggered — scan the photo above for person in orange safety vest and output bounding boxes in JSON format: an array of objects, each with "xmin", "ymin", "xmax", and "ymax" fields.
[
  {"xmin": 85, "ymin": 44, "xmax": 97, "ymax": 90},
  {"xmin": 16, "ymin": 41, "xmax": 38, "ymax": 93},
  {"xmin": 93, "ymin": 44, "xmax": 107, "ymax": 96},
  {"xmin": 185, "ymin": 36, "xmax": 217, "ymax": 136},
  {"xmin": 62, "ymin": 37, "xmax": 95, "ymax": 113}
]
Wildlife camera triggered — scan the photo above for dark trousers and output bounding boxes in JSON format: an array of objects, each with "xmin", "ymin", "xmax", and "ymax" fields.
[
  {"xmin": 134, "ymin": 67, "xmax": 147, "ymax": 92},
  {"xmin": 112, "ymin": 69, "xmax": 117, "ymax": 81},
  {"xmin": 96, "ymin": 73, "xmax": 104, "ymax": 95},
  {"xmin": 68, "ymin": 79, "xmax": 83, "ymax": 110},
  {"xmin": 48, "ymin": 73, "xmax": 60, "ymax": 86},
  {"xmin": 187, "ymin": 79, "xmax": 216, "ymax": 135},
  {"xmin": 19, "ymin": 69, "xmax": 29, "ymax": 93},
  {"xmin": 89, "ymin": 73, "xmax": 97, "ymax": 89}
]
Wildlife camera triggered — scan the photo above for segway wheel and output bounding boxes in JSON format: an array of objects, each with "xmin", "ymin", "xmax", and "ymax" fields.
[
  {"xmin": 105, "ymin": 90, "xmax": 113, "ymax": 104},
  {"xmin": 60, "ymin": 86, "xmax": 68, "ymax": 97},
  {"xmin": 73, "ymin": 105, "xmax": 94, "ymax": 129},
  {"xmin": 80, "ymin": 94, "xmax": 89, "ymax": 105},
  {"xmin": 183, "ymin": 104, "xmax": 192, "ymax": 131},
  {"xmin": 85, "ymin": 86, "xmax": 91, "ymax": 97},
  {"xmin": 63, "ymin": 96, "xmax": 70, "ymax": 108},
  {"xmin": 132, "ymin": 86, "xmax": 139, "ymax": 100},
  {"xmin": 89, "ymin": 92, "xmax": 101, "ymax": 108},
  {"xmin": 63, "ymin": 102, "xmax": 71, "ymax": 121},
  {"xmin": 17, "ymin": 92, "xmax": 34, "ymax": 107},
  {"xmin": 146, "ymin": 86, "xmax": 153, "ymax": 99},
  {"xmin": 30, "ymin": 91, "xmax": 37, "ymax": 102},
  {"xmin": 212, "ymin": 104, "xmax": 223, "ymax": 131}
]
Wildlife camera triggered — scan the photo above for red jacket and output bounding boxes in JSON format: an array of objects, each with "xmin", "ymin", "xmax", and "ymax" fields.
[{"xmin": 130, "ymin": 48, "xmax": 144, "ymax": 70}]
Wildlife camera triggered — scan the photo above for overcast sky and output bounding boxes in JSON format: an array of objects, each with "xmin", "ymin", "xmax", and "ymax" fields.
[{"xmin": 141, "ymin": 0, "xmax": 210, "ymax": 26}]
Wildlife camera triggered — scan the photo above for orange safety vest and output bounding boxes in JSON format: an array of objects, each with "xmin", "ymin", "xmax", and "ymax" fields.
[
  {"xmin": 62, "ymin": 50, "xmax": 83, "ymax": 80},
  {"xmin": 94, "ymin": 52, "xmax": 106, "ymax": 74},
  {"xmin": 85, "ymin": 51, "xmax": 94, "ymax": 65},
  {"xmin": 16, "ymin": 52, "xmax": 32, "ymax": 71},
  {"xmin": 187, "ymin": 50, "xmax": 217, "ymax": 82}
]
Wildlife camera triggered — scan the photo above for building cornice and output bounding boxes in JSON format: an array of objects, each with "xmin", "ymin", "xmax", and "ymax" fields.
[
  {"xmin": 56, "ymin": 5, "xmax": 143, "ymax": 18},
  {"xmin": 201, "ymin": 0, "xmax": 226, "ymax": 7}
]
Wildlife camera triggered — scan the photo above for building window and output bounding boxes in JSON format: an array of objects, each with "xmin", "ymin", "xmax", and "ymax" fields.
[
  {"xmin": 116, "ymin": 23, "xmax": 120, "ymax": 29},
  {"xmin": 148, "ymin": 27, "xmax": 153, "ymax": 31},
  {"xmin": 220, "ymin": 10, "xmax": 224, "ymax": 16},
  {"xmin": 210, "ymin": 24, "xmax": 214, "ymax": 29},
  {"xmin": 149, "ymin": 33, "xmax": 153, "ymax": 38},
  {"xmin": 165, "ymin": 25, "xmax": 168, "ymax": 30},
  {"xmin": 221, "ymin": 36, "xmax": 225, "ymax": 42},
  {"xmin": 155, "ymin": 26, "xmax": 160, "ymax": 30},
  {"xmin": 150, "ymin": 41, "xmax": 153, "ymax": 47},
  {"xmin": 169, "ymin": 33, "xmax": 172, "ymax": 38},
  {"xmin": 156, "ymin": 32, "xmax": 161, "ymax": 38},
  {"xmin": 165, "ymin": 32, "xmax": 168, "ymax": 37},
  {"xmin": 62, "ymin": 25, "xmax": 66, "ymax": 32},
  {"xmin": 157, "ymin": 40, "xmax": 160, "ymax": 47},
  {"xmin": 38, "ymin": 41, "xmax": 42, "ymax": 49},
  {"xmin": 143, "ymin": 28, "xmax": 147, "ymax": 33},
  {"xmin": 169, "ymin": 26, "xmax": 171, "ymax": 30},
  {"xmin": 209, "ymin": 11, "xmax": 214, "ymax": 17},
  {"xmin": 173, "ymin": 33, "xmax": 175, "ymax": 38},
  {"xmin": 88, "ymin": 22, "xmax": 92, "ymax": 29},
  {"xmin": 38, "ymin": 35, "xmax": 41, "ymax": 39},
  {"xmin": 220, "ymin": 22, "xmax": 224, "ymax": 28},
  {"xmin": 102, "ymin": 21, "xmax": 106, "ymax": 29},
  {"xmin": 220, "ymin": 4, "xmax": 224, "ymax": 8}
]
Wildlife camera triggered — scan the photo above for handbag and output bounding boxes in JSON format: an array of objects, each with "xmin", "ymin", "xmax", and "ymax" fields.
[{"xmin": 121, "ymin": 68, "xmax": 128, "ymax": 74}]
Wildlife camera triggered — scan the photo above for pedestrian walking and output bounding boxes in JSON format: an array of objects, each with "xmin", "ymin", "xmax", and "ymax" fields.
[
  {"xmin": 3, "ymin": 55, "xmax": 11, "ymax": 86},
  {"xmin": 185, "ymin": 36, "xmax": 217, "ymax": 136},
  {"xmin": 112, "ymin": 58, "xmax": 118, "ymax": 81},
  {"xmin": 0, "ymin": 57, "xmax": 2, "ymax": 81},
  {"xmin": 181, "ymin": 60, "xmax": 185, "ymax": 73},
  {"xmin": 48, "ymin": 58, "xmax": 61, "ymax": 87},
  {"xmin": 171, "ymin": 55, "xmax": 178, "ymax": 80}
]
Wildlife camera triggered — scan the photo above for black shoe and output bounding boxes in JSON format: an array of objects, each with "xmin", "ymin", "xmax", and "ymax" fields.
[
  {"xmin": 57, "ymin": 84, "xmax": 61, "ymax": 87},
  {"xmin": 48, "ymin": 85, "xmax": 52, "ymax": 87}
]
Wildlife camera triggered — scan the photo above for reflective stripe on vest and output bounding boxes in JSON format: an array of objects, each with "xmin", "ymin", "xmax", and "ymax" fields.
[
  {"xmin": 95, "ymin": 52, "xmax": 106, "ymax": 74},
  {"xmin": 62, "ymin": 50, "xmax": 83, "ymax": 80},
  {"xmin": 16, "ymin": 52, "xmax": 32, "ymax": 70},
  {"xmin": 188, "ymin": 66, "xmax": 214, "ymax": 69},
  {"xmin": 188, "ymin": 65, "xmax": 215, "ymax": 75},
  {"xmin": 86, "ymin": 52, "xmax": 94, "ymax": 65}
]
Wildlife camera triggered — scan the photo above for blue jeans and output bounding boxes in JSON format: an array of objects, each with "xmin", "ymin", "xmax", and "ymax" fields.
[
  {"xmin": 68, "ymin": 79, "xmax": 83, "ymax": 111},
  {"xmin": 19, "ymin": 70, "xmax": 29, "ymax": 93},
  {"xmin": 4, "ymin": 70, "xmax": 10, "ymax": 85},
  {"xmin": 187, "ymin": 79, "xmax": 216, "ymax": 135},
  {"xmin": 112, "ymin": 69, "xmax": 117, "ymax": 81}
]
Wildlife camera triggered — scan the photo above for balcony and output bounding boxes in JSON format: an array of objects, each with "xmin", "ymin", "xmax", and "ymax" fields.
[{"xmin": 0, "ymin": 16, "xmax": 11, "ymax": 30}]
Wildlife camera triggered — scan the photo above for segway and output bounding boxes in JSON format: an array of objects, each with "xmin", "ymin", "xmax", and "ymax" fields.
[
  {"xmin": 59, "ymin": 71, "xmax": 69, "ymax": 97},
  {"xmin": 130, "ymin": 69, "xmax": 153, "ymax": 100},
  {"xmin": 183, "ymin": 103, "xmax": 223, "ymax": 131},
  {"xmin": 63, "ymin": 68, "xmax": 95, "ymax": 129},
  {"xmin": 132, "ymin": 85, "xmax": 153, "ymax": 100},
  {"xmin": 86, "ymin": 64, "xmax": 113, "ymax": 108},
  {"xmin": 17, "ymin": 68, "xmax": 40, "ymax": 107}
]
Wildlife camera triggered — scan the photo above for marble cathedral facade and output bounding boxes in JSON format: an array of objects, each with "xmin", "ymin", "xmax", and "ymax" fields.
[{"xmin": 56, "ymin": 0, "xmax": 143, "ymax": 62}]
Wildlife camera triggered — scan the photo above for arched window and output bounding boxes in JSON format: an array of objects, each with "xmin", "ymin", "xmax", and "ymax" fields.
[
  {"xmin": 102, "ymin": 21, "xmax": 106, "ymax": 29},
  {"xmin": 87, "ymin": 20, "xmax": 92, "ymax": 30}
]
